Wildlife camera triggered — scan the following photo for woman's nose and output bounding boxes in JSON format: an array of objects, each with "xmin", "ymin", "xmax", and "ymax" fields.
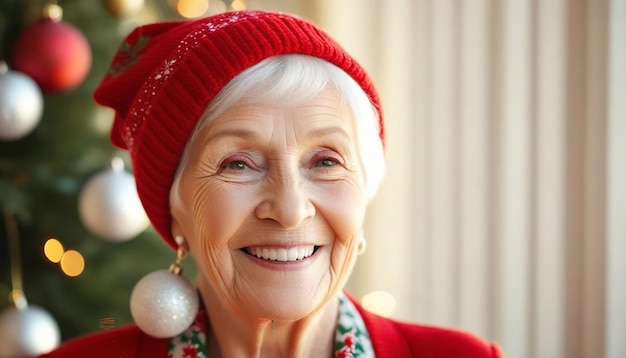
[{"xmin": 255, "ymin": 173, "xmax": 316, "ymax": 228}]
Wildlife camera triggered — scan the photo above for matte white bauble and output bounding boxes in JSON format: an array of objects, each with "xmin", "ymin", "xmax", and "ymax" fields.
[
  {"xmin": 78, "ymin": 157, "xmax": 149, "ymax": 241},
  {"xmin": 0, "ymin": 65, "xmax": 44, "ymax": 141},
  {"xmin": 130, "ymin": 269, "xmax": 199, "ymax": 338},
  {"xmin": 0, "ymin": 305, "xmax": 61, "ymax": 357}
]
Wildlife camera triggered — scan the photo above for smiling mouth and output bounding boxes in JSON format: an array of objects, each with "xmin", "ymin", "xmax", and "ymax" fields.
[{"xmin": 244, "ymin": 246, "xmax": 320, "ymax": 262}]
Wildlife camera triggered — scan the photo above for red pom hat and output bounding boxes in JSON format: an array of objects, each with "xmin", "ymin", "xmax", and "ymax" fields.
[{"xmin": 94, "ymin": 10, "xmax": 384, "ymax": 248}]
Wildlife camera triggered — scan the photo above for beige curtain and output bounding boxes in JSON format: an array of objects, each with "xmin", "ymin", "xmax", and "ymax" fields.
[{"xmin": 301, "ymin": 0, "xmax": 626, "ymax": 357}]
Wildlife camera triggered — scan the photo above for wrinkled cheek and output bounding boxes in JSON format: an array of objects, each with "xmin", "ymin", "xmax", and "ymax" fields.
[
  {"xmin": 193, "ymin": 229, "xmax": 243, "ymax": 306},
  {"xmin": 327, "ymin": 195, "xmax": 366, "ymax": 244},
  {"xmin": 188, "ymin": 189, "xmax": 248, "ymax": 293},
  {"xmin": 190, "ymin": 186, "xmax": 252, "ymax": 247},
  {"xmin": 327, "ymin": 237, "xmax": 359, "ymax": 298},
  {"xmin": 200, "ymin": 243, "xmax": 234, "ymax": 293},
  {"xmin": 324, "ymin": 187, "xmax": 365, "ymax": 291}
]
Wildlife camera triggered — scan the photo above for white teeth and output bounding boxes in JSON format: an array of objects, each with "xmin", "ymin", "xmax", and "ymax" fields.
[{"xmin": 247, "ymin": 246, "xmax": 315, "ymax": 262}]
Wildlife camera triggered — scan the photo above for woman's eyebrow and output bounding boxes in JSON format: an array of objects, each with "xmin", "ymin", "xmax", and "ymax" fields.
[
  {"xmin": 203, "ymin": 128, "xmax": 258, "ymax": 144},
  {"xmin": 205, "ymin": 125, "xmax": 350, "ymax": 141},
  {"xmin": 307, "ymin": 125, "xmax": 351, "ymax": 140}
]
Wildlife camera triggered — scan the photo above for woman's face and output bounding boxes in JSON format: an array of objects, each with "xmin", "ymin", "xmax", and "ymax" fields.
[{"xmin": 170, "ymin": 87, "xmax": 367, "ymax": 321}]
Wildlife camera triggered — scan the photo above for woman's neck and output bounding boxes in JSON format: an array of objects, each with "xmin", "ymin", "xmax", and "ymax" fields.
[{"xmin": 198, "ymin": 280, "xmax": 339, "ymax": 358}]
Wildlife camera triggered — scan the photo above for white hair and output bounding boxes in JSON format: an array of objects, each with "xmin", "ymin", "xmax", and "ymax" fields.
[{"xmin": 171, "ymin": 54, "xmax": 385, "ymax": 209}]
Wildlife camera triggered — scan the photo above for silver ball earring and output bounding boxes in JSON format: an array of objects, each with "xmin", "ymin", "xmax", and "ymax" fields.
[{"xmin": 129, "ymin": 235, "xmax": 199, "ymax": 338}]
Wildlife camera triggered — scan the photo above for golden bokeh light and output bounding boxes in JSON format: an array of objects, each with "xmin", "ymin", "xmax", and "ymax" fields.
[
  {"xmin": 176, "ymin": 0, "xmax": 209, "ymax": 18},
  {"xmin": 230, "ymin": 0, "xmax": 247, "ymax": 11},
  {"xmin": 60, "ymin": 250, "xmax": 85, "ymax": 277},
  {"xmin": 362, "ymin": 290, "xmax": 396, "ymax": 318},
  {"xmin": 44, "ymin": 238, "xmax": 64, "ymax": 263}
]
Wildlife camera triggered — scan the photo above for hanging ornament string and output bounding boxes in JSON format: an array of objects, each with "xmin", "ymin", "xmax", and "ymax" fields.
[
  {"xmin": 3, "ymin": 209, "xmax": 27, "ymax": 309},
  {"xmin": 0, "ymin": 210, "xmax": 61, "ymax": 356}
]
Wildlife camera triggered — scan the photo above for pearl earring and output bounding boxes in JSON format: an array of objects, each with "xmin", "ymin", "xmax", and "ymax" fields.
[
  {"xmin": 129, "ymin": 235, "xmax": 199, "ymax": 338},
  {"xmin": 357, "ymin": 237, "xmax": 367, "ymax": 255}
]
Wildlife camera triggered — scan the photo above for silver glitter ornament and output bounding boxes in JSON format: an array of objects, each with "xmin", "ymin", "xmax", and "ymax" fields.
[{"xmin": 130, "ymin": 269, "xmax": 199, "ymax": 338}]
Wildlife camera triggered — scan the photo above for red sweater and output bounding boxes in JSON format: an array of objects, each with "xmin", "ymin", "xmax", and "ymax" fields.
[{"xmin": 41, "ymin": 297, "xmax": 504, "ymax": 357}]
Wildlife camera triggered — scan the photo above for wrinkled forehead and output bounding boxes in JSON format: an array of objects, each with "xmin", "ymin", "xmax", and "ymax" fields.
[{"xmin": 192, "ymin": 85, "xmax": 355, "ymax": 148}]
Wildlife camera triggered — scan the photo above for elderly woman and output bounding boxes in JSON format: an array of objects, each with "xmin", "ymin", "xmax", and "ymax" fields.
[{"xmin": 42, "ymin": 10, "xmax": 503, "ymax": 358}]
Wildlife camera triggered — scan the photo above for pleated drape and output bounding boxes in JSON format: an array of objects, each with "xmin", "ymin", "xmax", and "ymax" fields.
[{"xmin": 305, "ymin": 1, "xmax": 626, "ymax": 357}]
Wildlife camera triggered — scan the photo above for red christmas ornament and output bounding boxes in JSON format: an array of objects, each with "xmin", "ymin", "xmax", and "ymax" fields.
[{"xmin": 11, "ymin": 5, "xmax": 91, "ymax": 93}]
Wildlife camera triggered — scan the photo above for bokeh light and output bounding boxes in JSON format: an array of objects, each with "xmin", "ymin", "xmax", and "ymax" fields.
[
  {"xmin": 362, "ymin": 290, "xmax": 396, "ymax": 318},
  {"xmin": 176, "ymin": 0, "xmax": 209, "ymax": 18},
  {"xmin": 60, "ymin": 250, "xmax": 85, "ymax": 277},
  {"xmin": 230, "ymin": 0, "xmax": 247, "ymax": 10},
  {"xmin": 206, "ymin": 0, "xmax": 226, "ymax": 15},
  {"xmin": 43, "ymin": 238, "xmax": 64, "ymax": 263}
]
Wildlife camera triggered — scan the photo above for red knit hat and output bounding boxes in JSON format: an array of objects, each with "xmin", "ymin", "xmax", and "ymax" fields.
[{"xmin": 94, "ymin": 10, "xmax": 384, "ymax": 248}]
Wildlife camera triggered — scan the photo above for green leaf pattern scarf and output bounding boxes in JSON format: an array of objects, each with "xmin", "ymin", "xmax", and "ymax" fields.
[{"xmin": 167, "ymin": 291, "xmax": 375, "ymax": 358}]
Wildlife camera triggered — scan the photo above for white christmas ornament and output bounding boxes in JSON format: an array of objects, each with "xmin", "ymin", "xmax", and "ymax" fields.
[
  {"xmin": 130, "ymin": 269, "xmax": 199, "ymax": 338},
  {"xmin": 78, "ymin": 157, "xmax": 149, "ymax": 241},
  {"xmin": 0, "ymin": 304, "xmax": 61, "ymax": 357},
  {"xmin": 0, "ymin": 63, "xmax": 44, "ymax": 141}
]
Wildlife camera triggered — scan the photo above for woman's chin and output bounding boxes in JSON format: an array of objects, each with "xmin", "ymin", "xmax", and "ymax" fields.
[
  {"xmin": 201, "ymin": 247, "xmax": 338, "ymax": 322},
  {"xmin": 239, "ymin": 288, "xmax": 330, "ymax": 322}
]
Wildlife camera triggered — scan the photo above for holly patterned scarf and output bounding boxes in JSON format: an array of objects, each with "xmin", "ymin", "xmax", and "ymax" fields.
[{"xmin": 167, "ymin": 291, "xmax": 375, "ymax": 358}]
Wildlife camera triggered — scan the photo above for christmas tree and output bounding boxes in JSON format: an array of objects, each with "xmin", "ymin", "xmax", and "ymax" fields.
[{"xmin": 0, "ymin": 0, "xmax": 210, "ymax": 348}]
